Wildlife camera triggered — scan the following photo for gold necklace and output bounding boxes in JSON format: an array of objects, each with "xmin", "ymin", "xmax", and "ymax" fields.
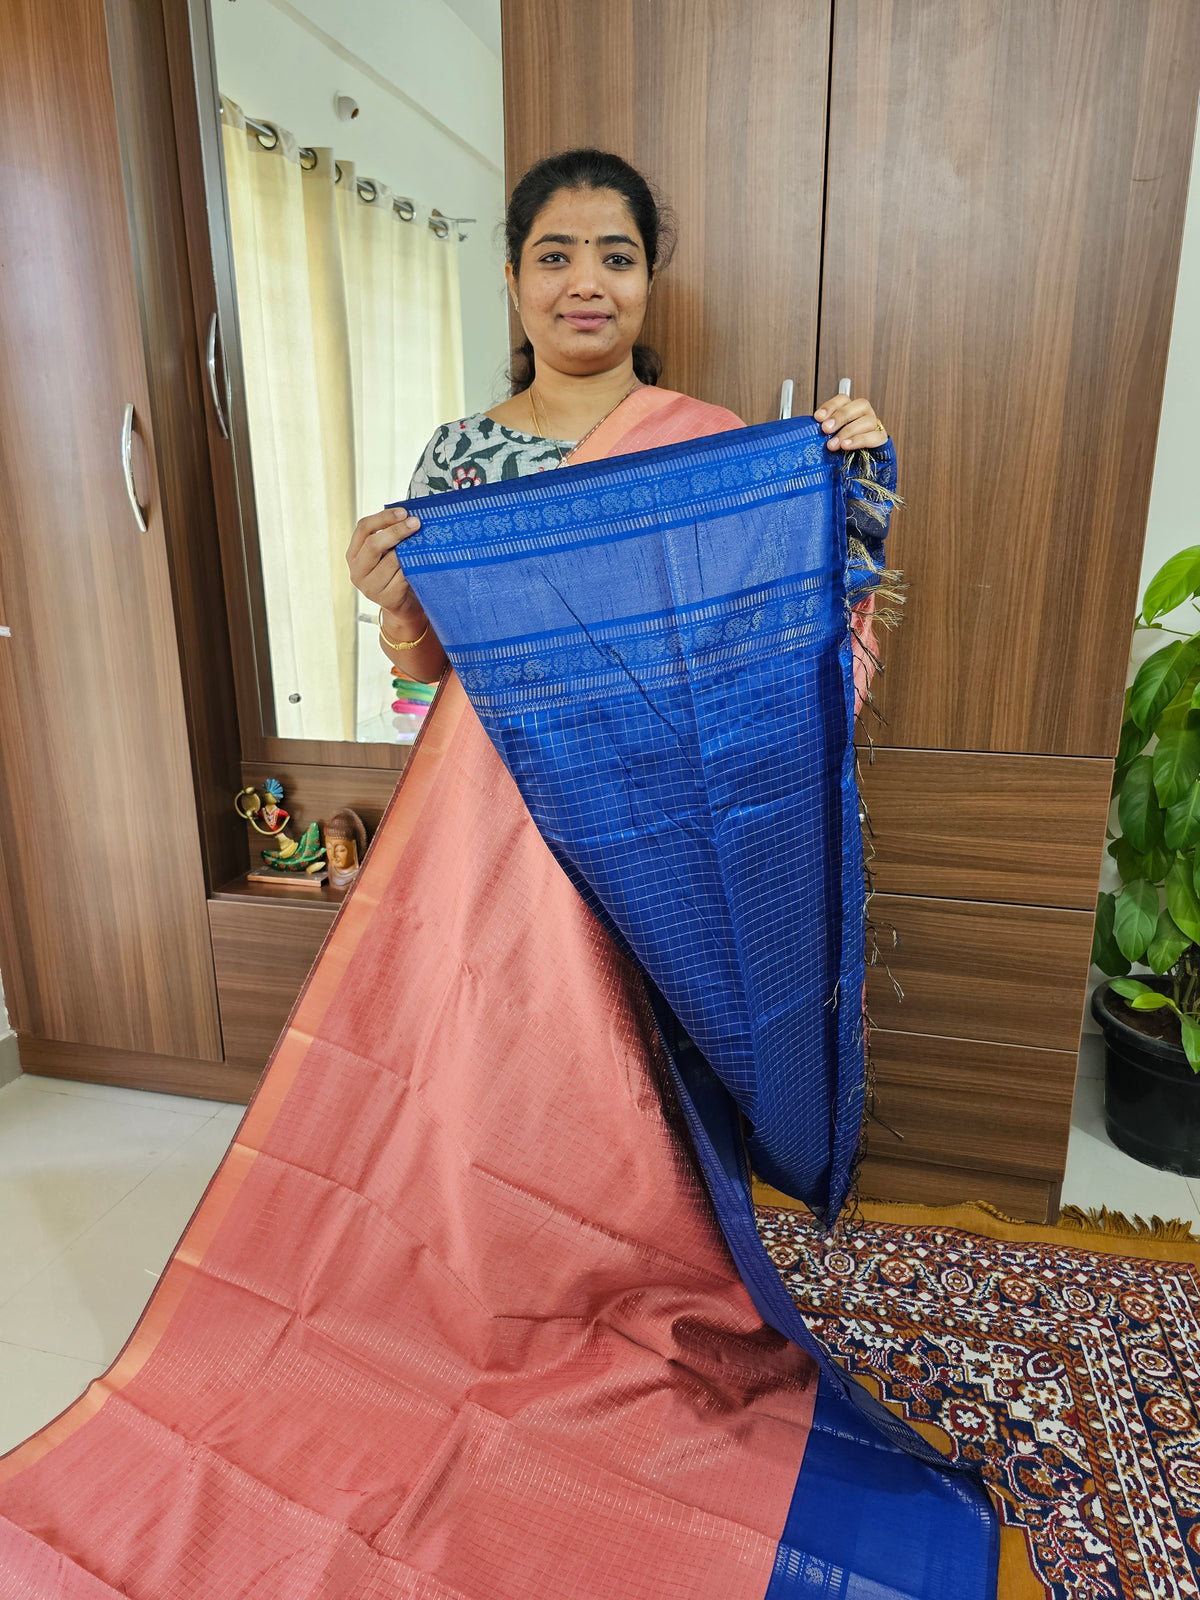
[{"xmin": 528, "ymin": 380, "xmax": 640, "ymax": 466}]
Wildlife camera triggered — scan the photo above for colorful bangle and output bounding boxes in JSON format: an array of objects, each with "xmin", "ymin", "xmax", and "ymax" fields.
[{"xmin": 378, "ymin": 608, "xmax": 430, "ymax": 652}]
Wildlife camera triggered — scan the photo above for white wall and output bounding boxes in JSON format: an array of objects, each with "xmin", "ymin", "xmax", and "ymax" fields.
[
  {"xmin": 1136, "ymin": 112, "xmax": 1200, "ymax": 633},
  {"xmin": 1083, "ymin": 107, "xmax": 1200, "ymax": 1044},
  {"xmin": 210, "ymin": 0, "xmax": 510, "ymax": 423}
]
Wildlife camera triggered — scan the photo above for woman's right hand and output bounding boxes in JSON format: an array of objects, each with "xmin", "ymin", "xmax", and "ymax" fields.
[{"xmin": 345, "ymin": 505, "xmax": 423, "ymax": 620}]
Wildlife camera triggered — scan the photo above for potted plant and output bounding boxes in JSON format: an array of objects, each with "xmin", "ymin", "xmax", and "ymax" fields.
[{"xmin": 1092, "ymin": 545, "xmax": 1200, "ymax": 1174}]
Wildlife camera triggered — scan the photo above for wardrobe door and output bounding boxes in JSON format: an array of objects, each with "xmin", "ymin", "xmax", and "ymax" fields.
[
  {"xmin": 0, "ymin": 0, "xmax": 222, "ymax": 1059},
  {"xmin": 820, "ymin": 0, "xmax": 1200, "ymax": 759},
  {"xmin": 501, "ymin": 0, "xmax": 832, "ymax": 425},
  {"xmin": 822, "ymin": 0, "xmax": 1200, "ymax": 1218}
]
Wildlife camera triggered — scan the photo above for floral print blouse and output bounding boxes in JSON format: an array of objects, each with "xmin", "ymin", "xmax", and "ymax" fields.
[{"xmin": 407, "ymin": 413, "xmax": 576, "ymax": 498}]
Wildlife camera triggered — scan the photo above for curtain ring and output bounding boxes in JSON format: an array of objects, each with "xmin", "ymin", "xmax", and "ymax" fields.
[
  {"xmin": 356, "ymin": 178, "xmax": 379, "ymax": 204},
  {"xmin": 395, "ymin": 198, "xmax": 416, "ymax": 222}
]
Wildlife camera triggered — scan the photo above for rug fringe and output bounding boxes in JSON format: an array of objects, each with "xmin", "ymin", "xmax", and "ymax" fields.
[
  {"xmin": 1058, "ymin": 1204, "xmax": 1196, "ymax": 1240},
  {"xmin": 843, "ymin": 1198, "xmax": 1198, "ymax": 1240}
]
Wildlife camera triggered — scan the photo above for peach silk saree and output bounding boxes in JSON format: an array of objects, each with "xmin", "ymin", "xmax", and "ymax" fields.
[{"xmin": 0, "ymin": 388, "xmax": 998, "ymax": 1599}]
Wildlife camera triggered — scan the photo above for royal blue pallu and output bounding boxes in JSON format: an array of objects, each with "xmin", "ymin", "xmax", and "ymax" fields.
[{"xmin": 398, "ymin": 415, "xmax": 999, "ymax": 1598}]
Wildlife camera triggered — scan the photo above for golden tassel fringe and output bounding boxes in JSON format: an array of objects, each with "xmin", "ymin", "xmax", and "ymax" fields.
[
  {"xmin": 843, "ymin": 449, "xmax": 903, "ymax": 525},
  {"xmin": 846, "ymin": 533, "xmax": 905, "ymax": 625},
  {"xmin": 1058, "ymin": 1204, "xmax": 1195, "ymax": 1240}
]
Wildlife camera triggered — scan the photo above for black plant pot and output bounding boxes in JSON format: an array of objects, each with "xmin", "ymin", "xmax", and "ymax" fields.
[{"xmin": 1092, "ymin": 980, "xmax": 1200, "ymax": 1177}]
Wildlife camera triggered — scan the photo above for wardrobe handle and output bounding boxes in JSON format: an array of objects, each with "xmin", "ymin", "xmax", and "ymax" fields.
[
  {"xmin": 778, "ymin": 379, "xmax": 794, "ymax": 421},
  {"xmin": 206, "ymin": 311, "xmax": 230, "ymax": 439},
  {"xmin": 120, "ymin": 403, "xmax": 148, "ymax": 534}
]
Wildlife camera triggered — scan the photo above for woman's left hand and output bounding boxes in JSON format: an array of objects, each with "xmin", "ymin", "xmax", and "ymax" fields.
[{"xmin": 813, "ymin": 394, "xmax": 888, "ymax": 451}]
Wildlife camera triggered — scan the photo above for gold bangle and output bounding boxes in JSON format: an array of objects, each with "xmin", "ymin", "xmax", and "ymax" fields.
[{"xmin": 378, "ymin": 608, "xmax": 430, "ymax": 652}]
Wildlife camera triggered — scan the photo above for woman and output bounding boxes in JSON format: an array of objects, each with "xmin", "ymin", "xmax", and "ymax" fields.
[
  {"xmin": 338, "ymin": 149, "xmax": 997, "ymax": 1596},
  {"xmin": 347, "ymin": 148, "xmax": 891, "ymax": 681}
]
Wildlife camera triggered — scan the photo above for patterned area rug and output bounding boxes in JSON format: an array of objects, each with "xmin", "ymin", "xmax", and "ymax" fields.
[{"xmin": 755, "ymin": 1197, "xmax": 1200, "ymax": 1600}]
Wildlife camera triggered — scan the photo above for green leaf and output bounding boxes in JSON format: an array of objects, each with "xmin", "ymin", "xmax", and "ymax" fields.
[
  {"xmin": 1155, "ymin": 729, "xmax": 1200, "ymax": 807},
  {"xmin": 1130, "ymin": 639, "xmax": 1200, "ymax": 731},
  {"xmin": 1147, "ymin": 909, "xmax": 1191, "ymax": 974},
  {"xmin": 1130, "ymin": 991, "xmax": 1179, "ymax": 1010},
  {"xmin": 1118, "ymin": 755, "xmax": 1165, "ymax": 851},
  {"xmin": 1182, "ymin": 1014, "xmax": 1200, "ymax": 1073},
  {"xmin": 1109, "ymin": 976, "xmax": 1160, "ymax": 1003},
  {"xmin": 1131, "ymin": 641, "xmax": 1184, "ymax": 729},
  {"xmin": 1161, "ymin": 709, "xmax": 1200, "ymax": 736},
  {"xmin": 1110, "ymin": 835, "xmax": 1163, "ymax": 882},
  {"xmin": 1115, "ymin": 717, "xmax": 1150, "ymax": 773},
  {"xmin": 1158, "ymin": 658, "xmax": 1200, "ymax": 730},
  {"xmin": 1093, "ymin": 893, "xmax": 1132, "ymax": 976},
  {"xmin": 1114, "ymin": 880, "xmax": 1159, "ymax": 962},
  {"xmin": 1142, "ymin": 547, "xmax": 1200, "ymax": 624},
  {"xmin": 1166, "ymin": 785, "xmax": 1200, "ymax": 851},
  {"xmin": 1148, "ymin": 843, "xmax": 1172, "ymax": 881},
  {"xmin": 1109, "ymin": 976, "xmax": 1181, "ymax": 1014},
  {"xmin": 1168, "ymin": 853, "xmax": 1200, "ymax": 943}
]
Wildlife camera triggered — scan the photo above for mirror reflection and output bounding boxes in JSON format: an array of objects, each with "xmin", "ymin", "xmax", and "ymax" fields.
[{"xmin": 210, "ymin": 0, "xmax": 507, "ymax": 742}]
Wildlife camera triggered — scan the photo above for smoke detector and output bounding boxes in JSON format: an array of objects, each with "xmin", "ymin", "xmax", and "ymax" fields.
[{"xmin": 334, "ymin": 93, "xmax": 360, "ymax": 122}]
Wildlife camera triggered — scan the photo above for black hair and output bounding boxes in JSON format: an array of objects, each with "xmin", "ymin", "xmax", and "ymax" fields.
[{"xmin": 505, "ymin": 148, "xmax": 672, "ymax": 394}]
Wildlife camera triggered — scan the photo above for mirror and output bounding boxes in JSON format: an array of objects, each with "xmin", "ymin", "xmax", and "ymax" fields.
[{"xmin": 206, "ymin": 0, "xmax": 507, "ymax": 744}]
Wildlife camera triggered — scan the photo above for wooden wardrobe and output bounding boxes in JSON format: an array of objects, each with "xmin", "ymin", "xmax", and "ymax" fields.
[
  {"xmin": 502, "ymin": 0, "xmax": 1200, "ymax": 1220},
  {"xmin": 0, "ymin": 0, "xmax": 237, "ymax": 1095},
  {"xmin": 0, "ymin": 0, "xmax": 1197, "ymax": 1223}
]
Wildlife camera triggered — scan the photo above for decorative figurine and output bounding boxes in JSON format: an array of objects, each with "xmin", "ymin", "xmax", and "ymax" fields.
[
  {"xmin": 235, "ymin": 778, "xmax": 328, "ymax": 888},
  {"xmin": 324, "ymin": 809, "xmax": 367, "ymax": 891},
  {"xmin": 234, "ymin": 778, "xmax": 290, "ymax": 836},
  {"xmin": 260, "ymin": 821, "xmax": 327, "ymax": 880},
  {"xmin": 258, "ymin": 778, "xmax": 289, "ymax": 834}
]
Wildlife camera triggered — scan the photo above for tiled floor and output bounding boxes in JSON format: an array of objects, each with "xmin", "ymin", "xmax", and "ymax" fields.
[
  {"xmin": 0, "ymin": 1074, "xmax": 244, "ymax": 1454},
  {"xmin": 2, "ymin": 1050, "xmax": 1199, "ymax": 1457}
]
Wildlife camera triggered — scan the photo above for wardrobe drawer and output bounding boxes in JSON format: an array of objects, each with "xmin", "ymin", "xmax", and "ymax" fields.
[
  {"xmin": 756, "ymin": 1159, "xmax": 1057, "ymax": 1226},
  {"xmin": 866, "ymin": 1028, "xmax": 1075, "ymax": 1182},
  {"xmin": 854, "ymin": 1156, "xmax": 1057, "ymax": 1225},
  {"xmin": 209, "ymin": 900, "xmax": 336, "ymax": 1068},
  {"xmin": 857, "ymin": 749, "xmax": 1112, "ymax": 908},
  {"xmin": 867, "ymin": 894, "xmax": 1094, "ymax": 1049}
]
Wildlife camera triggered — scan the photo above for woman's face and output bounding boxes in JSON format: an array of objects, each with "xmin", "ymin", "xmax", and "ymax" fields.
[{"xmin": 508, "ymin": 187, "xmax": 651, "ymax": 379}]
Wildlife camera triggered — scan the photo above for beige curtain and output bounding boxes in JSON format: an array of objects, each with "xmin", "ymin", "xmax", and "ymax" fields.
[
  {"xmin": 220, "ymin": 100, "xmax": 465, "ymax": 742},
  {"xmin": 336, "ymin": 168, "xmax": 464, "ymax": 737}
]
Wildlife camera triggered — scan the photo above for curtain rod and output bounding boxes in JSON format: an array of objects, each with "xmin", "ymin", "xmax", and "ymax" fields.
[{"xmin": 227, "ymin": 108, "xmax": 475, "ymax": 239}]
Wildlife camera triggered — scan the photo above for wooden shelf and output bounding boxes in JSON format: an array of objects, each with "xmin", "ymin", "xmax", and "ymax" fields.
[{"xmin": 211, "ymin": 872, "xmax": 347, "ymax": 911}]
